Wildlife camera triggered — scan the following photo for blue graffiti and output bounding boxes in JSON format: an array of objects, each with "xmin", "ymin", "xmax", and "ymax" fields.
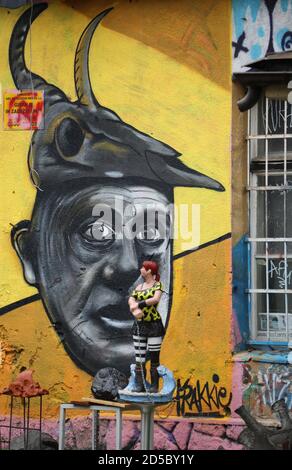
[
  {"xmin": 233, "ymin": 0, "xmax": 292, "ymax": 63},
  {"xmin": 257, "ymin": 25, "xmax": 265, "ymax": 37},
  {"xmin": 281, "ymin": 30, "xmax": 292, "ymax": 50},
  {"xmin": 277, "ymin": 27, "xmax": 289, "ymax": 48},
  {"xmin": 281, "ymin": 0, "xmax": 289, "ymax": 13},
  {"xmin": 250, "ymin": 43, "xmax": 262, "ymax": 59},
  {"xmin": 232, "ymin": 235, "xmax": 249, "ymax": 351},
  {"xmin": 233, "ymin": 0, "xmax": 261, "ymax": 38}
]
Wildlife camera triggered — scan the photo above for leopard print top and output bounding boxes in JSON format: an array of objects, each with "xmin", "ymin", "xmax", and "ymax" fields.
[{"xmin": 131, "ymin": 281, "xmax": 162, "ymax": 322}]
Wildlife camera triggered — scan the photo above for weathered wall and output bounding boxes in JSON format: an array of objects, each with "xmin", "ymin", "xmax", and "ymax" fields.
[
  {"xmin": 2, "ymin": 0, "xmax": 290, "ymax": 452},
  {"xmin": 232, "ymin": 0, "xmax": 292, "ymax": 445},
  {"xmin": 0, "ymin": 0, "xmax": 238, "ymax": 449}
]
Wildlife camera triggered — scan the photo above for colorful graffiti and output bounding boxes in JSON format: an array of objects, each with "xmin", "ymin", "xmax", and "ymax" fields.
[
  {"xmin": 7, "ymin": 3, "xmax": 224, "ymax": 377},
  {"xmin": 232, "ymin": 0, "xmax": 292, "ymax": 71},
  {"xmin": 232, "ymin": 236, "xmax": 249, "ymax": 352},
  {"xmin": 243, "ymin": 363, "xmax": 292, "ymax": 417}
]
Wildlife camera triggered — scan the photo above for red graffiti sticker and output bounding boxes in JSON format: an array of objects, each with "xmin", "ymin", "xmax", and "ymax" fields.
[{"xmin": 3, "ymin": 89, "xmax": 44, "ymax": 130}]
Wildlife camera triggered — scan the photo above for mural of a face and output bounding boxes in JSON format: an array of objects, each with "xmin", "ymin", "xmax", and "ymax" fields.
[
  {"xmin": 15, "ymin": 184, "xmax": 173, "ymax": 375},
  {"xmin": 10, "ymin": 4, "xmax": 224, "ymax": 376}
]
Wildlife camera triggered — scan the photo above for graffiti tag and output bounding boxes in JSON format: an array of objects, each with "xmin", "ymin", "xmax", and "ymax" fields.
[
  {"xmin": 269, "ymin": 259, "xmax": 292, "ymax": 289},
  {"xmin": 258, "ymin": 367, "xmax": 292, "ymax": 409},
  {"xmin": 175, "ymin": 374, "xmax": 232, "ymax": 417},
  {"xmin": 243, "ymin": 364, "xmax": 292, "ymax": 413}
]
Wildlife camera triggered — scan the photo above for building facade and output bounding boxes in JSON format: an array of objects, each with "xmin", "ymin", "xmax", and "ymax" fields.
[{"xmin": 0, "ymin": 0, "xmax": 291, "ymax": 450}]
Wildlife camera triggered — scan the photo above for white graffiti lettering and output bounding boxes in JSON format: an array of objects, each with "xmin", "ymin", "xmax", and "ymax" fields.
[{"xmin": 268, "ymin": 260, "xmax": 292, "ymax": 289}]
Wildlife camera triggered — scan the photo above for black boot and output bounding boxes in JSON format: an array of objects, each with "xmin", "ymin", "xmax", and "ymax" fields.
[
  {"xmin": 132, "ymin": 364, "xmax": 146, "ymax": 393},
  {"xmin": 149, "ymin": 364, "xmax": 159, "ymax": 393}
]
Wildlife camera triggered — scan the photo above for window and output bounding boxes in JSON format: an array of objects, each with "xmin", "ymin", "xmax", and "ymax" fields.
[{"xmin": 248, "ymin": 94, "xmax": 292, "ymax": 343}]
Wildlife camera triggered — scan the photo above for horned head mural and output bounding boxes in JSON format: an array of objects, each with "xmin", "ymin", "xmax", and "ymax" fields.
[{"xmin": 9, "ymin": 3, "xmax": 225, "ymax": 375}]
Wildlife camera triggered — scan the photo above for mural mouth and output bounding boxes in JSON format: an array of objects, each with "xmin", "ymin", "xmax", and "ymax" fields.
[
  {"xmin": 100, "ymin": 317, "xmax": 133, "ymax": 330},
  {"xmin": 97, "ymin": 304, "xmax": 133, "ymax": 332}
]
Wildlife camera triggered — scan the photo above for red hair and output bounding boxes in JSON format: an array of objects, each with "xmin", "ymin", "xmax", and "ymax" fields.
[{"xmin": 142, "ymin": 261, "xmax": 160, "ymax": 281}]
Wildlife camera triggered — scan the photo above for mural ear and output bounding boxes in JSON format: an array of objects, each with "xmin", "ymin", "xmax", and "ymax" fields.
[{"xmin": 11, "ymin": 220, "xmax": 36, "ymax": 286}]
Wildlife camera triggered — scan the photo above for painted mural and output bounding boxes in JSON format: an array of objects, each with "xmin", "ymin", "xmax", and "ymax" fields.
[
  {"xmin": 8, "ymin": 3, "xmax": 225, "ymax": 378},
  {"xmin": 0, "ymin": 0, "xmax": 231, "ymax": 424},
  {"xmin": 233, "ymin": 0, "xmax": 292, "ymax": 72}
]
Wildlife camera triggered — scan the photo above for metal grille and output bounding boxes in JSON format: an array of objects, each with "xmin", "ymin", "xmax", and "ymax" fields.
[{"xmin": 248, "ymin": 95, "xmax": 292, "ymax": 343}]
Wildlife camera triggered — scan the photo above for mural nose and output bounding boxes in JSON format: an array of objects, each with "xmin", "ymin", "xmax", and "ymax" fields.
[{"xmin": 102, "ymin": 241, "xmax": 139, "ymax": 288}]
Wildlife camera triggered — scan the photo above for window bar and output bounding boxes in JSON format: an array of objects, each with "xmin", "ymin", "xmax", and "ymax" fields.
[
  {"xmin": 248, "ymin": 237, "xmax": 292, "ymax": 242},
  {"xmin": 247, "ymin": 230, "xmax": 253, "ymax": 339},
  {"xmin": 247, "ymin": 133, "xmax": 292, "ymax": 139},
  {"xmin": 249, "ymin": 289, "xmax": 292, "ymax": 293},
  {"xmin": 250, "ymin": 172, "xmax": 257, "ymax": 340},
  {"xmin": 248, "ymin": 108, "xmax": 253, "ymax": 338},
  {"xmin": 248, "ymin": 186, "xmax": 292, "ymax": 191},
  {"xmin": 284, "ymin": 99, "xmax": 288, "ymax": 341},
  {"xmin": 248, "ymin": 107, "xmax": 258, "ymax": 340},
  {"xmin": 247, "ymin": 107, "xmax": 250, "ymax": 188},
  {"xmin": 247, "ymin": 108, "xmax": 252, "ymax": 337},
  {"xmin": 265, "ymin": 96, "xmax": 270, "ymax": 341}
]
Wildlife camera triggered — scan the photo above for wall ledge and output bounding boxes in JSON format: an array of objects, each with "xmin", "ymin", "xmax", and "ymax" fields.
[
  {"xmin": 97, "ymin": 414, "xmax": 281, "ymax": 427},
  {"xmin": 230, "ymin": 350, "xmax": 292, "ymax": 364}
]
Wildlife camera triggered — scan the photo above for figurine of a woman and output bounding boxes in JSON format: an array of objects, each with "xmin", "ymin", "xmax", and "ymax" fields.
[{"xmin": 128, "ymin": 261, "xmax": 165, "ymax": 393}]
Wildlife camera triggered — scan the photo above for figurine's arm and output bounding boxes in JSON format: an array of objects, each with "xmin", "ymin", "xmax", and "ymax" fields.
[
  {"xmin": 132, "ymin": 308, "xmax": 144, "ymax": 319},
  {"xmin": 128, "ymin": 296, "xmax": 137, "ymax": 312},
  {"xmin": 128, "ymin": 295, "xmax": 144, "ymax": 319},
  {"xmin": 139, "ymin": 289, "xmax": 162, "ymax": 308},
  {"xmin": 128, "ymin": 284, "xmax": 143, "ymax": 312}
]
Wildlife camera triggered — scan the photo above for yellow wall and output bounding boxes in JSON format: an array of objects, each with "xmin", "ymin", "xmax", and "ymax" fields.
[{"xmin": 0, "ymin": 0, "xmax": 232, "ymax": 418}]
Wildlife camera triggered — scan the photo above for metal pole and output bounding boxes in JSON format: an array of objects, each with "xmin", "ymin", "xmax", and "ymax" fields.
[
  {"xmin": 145, "ymin": 407, "xmax": 151, "ymax": 450},
  {"xmin": 58, "ymin": 405, "xmax": 66, "ymax": 450},
  {"xmin": 141, "ymin": 405, "xmax": 150, "ymax": 450},
  {"xmin": 8, "ymin": 396, "xmax": 13, "ymax": 450},
  {"xmin": 115, "ymin": 408, "xmax": 122, "ymax": 450},
  {"xmin": 23, "ymin": 397, "xmax": 27, "ymax": 450},
  {"xmin": 39, "ymin": 395, "xmax": 43, "ymax": 450},
  {"xmin": 27, "ymin": 397, "xmax": 30, "ymax": 449},
  {"xmin": 91, "ymin": 410, "xmax": 99, "ymax": 450},
  {"xmin": 140, "ymin": 407, "xmax": 145, "ymax": 450},
  {"xmin": 148, "ymin": 406, "xmax": 155, "ymax": 450}
]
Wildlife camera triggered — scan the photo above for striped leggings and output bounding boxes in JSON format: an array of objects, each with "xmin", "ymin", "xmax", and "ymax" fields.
[{"xmin": 133, "ymin": 335, "xmax": 163, "ymax": 364}]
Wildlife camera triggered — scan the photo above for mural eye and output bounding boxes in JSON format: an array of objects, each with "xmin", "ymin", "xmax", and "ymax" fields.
[
  {"xmin": 82, "ymin": 222, "xmax": 115, "ymax": 244},
  {"xmin": 136, "ymin": 227, "xmax": 162, "ymax": 244},
  {"xmin": 55, "ymin": 117, "xmax": 84, "ymax": 157}
]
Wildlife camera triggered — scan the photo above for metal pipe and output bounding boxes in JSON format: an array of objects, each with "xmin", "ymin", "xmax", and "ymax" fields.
[{"xmin": 238, "ymin": 86, "xmax": 261, "ymax": 112}]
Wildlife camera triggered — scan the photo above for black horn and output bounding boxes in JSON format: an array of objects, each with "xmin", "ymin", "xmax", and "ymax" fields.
[
  {"xmin": 74, "ymin": 7, "xmax": 113, "ymax": 108},
  {"xmin": 9, "ymin": 3, "xmax": 67, "ymax": 107}
]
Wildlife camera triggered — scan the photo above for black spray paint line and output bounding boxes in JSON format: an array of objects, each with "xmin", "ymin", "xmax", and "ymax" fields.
[
  {"xmin": 173, "ymin": 232, "xmax": 231, "ymax": 261},
  {"xmin": 0, "ymin": 293, "xmax": 41, "ymax": 316}
]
